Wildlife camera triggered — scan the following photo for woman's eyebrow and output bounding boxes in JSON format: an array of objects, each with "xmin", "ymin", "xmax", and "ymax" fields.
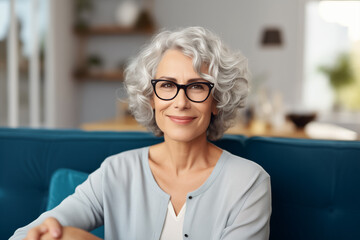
[
  {"xmin": 158, "ymin": 76, "xmax": 176, "ymax": 81},
  {"xmin": 158, "ymin": 76, "xmax": 206, "ymax": 82}
]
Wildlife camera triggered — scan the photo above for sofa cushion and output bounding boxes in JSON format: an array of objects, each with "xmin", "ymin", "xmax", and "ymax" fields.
[
  {"xmin": 47, "ymin": 168, "xmax": 87, "ymax": 210},
  {"xmin": 47, "ymin": 168, "xmax": 104, "ymax": 238}
]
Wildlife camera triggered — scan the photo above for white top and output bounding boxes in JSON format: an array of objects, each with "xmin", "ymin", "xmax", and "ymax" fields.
[{"xmin": 160, "ymin": 201, "xmax": 186, "ymax": 240}]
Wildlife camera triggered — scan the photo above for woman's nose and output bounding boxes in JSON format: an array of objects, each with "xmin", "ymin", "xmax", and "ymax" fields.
[{"xmin": 174, "ymin": 89, "xmax": 191, "ymax": 109}]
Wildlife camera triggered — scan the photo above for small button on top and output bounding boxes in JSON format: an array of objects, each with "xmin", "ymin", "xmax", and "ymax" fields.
[
  {"xmin": 184, "ymin": 234, "xmax": 189, "ymax": 237},
  {"xmin": 188, "ymin": 196, "xmax": 192, "ymax": 199}
]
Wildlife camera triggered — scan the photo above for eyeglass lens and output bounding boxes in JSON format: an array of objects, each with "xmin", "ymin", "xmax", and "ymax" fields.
[{"xmin": 154, "ymin": 80, "xmax": 211, "ymax": 102}]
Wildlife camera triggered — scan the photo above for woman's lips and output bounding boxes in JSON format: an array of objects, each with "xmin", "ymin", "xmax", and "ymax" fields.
[{"xmin": 168, "ymin": 115, "xmax": 197, "ymax": 124}]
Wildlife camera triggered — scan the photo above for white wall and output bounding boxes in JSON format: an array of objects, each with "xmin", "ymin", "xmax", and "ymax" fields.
[
  {"xmin": 76, "ymin": 0, "xmax": 305, "ymax": 126},
  {"xmin": 48, "ymin": 0, "xmax": 77, "ymax": 128},
  {"xmin": 154, "ymin": 0, "xmax": 303, "ymax": 108}
]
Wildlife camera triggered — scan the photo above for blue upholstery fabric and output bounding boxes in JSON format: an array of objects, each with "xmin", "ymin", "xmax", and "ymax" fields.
[
  {"xmin": 0, "ymin": 128, "xmax": 245, "ymax": 238},
  {"xmin": 244, "ymin": 137, "xmax": 360, "ymax": 240},
  {"xmin": 47, "ymin": 169, "xmax": 104, "ymax": 238},
  {"xmin": 1, "ymin": 127, "xmax": 360, "ymax": 240},
  {"xmin": 0, "ymin": 128, "xmax": 162, "ymax": 238}
]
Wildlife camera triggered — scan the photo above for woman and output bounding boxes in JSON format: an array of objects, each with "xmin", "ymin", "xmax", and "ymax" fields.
[{"xmin": 11, "ymin": 26, "xmax": 271, "ymax": 240}]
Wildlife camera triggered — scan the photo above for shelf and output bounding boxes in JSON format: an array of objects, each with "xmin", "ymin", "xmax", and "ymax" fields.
[
  {"xmin": 74, "ymin": 70, "xmax": 124, "ymax": 81},
  {"xmin": 74, "ymin": 25, "xmax": 155, "ymax": 36},
  {"xmin": 73, "ymin": 24, "xmax": 156, "ymax": 82}
]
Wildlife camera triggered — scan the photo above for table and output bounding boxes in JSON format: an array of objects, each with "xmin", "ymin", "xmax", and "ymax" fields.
[{"xmin": 81, "ymin": 116, "xmax": 310, "ymax": 139}]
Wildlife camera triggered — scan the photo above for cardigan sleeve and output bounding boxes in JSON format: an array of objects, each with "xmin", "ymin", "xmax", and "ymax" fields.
[
  {"xmin": 9, "ymin": 160, "xmax": 107, "ymax": 240},
  {"xmin": 220, "ymin": 176, "xmax": 272, "ymax": 240}
]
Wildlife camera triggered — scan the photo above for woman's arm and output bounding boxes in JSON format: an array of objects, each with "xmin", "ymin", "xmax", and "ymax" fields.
[{"xmin": 220, "ymin": 177, "xmax": 272, "ymax": 240}]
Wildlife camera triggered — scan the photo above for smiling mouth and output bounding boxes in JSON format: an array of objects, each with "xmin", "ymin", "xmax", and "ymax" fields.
[{"xmin": 168, "ymin": 115, "xmax": 197, "ymax": 124}]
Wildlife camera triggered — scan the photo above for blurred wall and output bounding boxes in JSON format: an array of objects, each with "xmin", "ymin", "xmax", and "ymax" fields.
[
  {"xmin": 155, "ymin": 0, "xmax": 303, "ymax": 106},
  {"xmin": 50, "ymin": 0, "xmax": 78, "ymax": 128},
  {"xmin": 77, "ymin": 0, "xmax": 304, "ymax": 126}
]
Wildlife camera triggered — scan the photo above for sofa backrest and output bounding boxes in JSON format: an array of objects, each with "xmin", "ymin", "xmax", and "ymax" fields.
[
  {"xmin": 2, "ymin": 128, "xmax": 360, "ymax": 240},
  {"xmin": 0, "ymin": 128, "xmax": 245, "ymax": 238},
  {"xmin": 244, "ymin": 137, "xmax": 360, "ymax": 240},
  {"xmin": 0, "ymin": 129, "xmax": 160, "ymax": 238}
]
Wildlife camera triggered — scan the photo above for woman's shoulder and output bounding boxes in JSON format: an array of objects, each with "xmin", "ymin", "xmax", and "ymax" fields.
[
  {"xmin": 101, "ymin": 147, "xmax": 148, "ymax": 171},
  {"xmin": 221, "ymin": 150, "xmax": 270, "ymax": 182}
]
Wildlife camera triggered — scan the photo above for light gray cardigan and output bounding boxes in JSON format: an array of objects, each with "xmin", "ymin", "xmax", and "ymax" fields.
[{"xmin": 10, "ymin": 147, "xmax": 271, "ymax": 240}]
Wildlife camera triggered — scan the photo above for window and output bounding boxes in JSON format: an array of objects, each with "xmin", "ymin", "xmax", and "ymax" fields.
[
  {"xmin": 303, "ymin": 1, "xmax": 360, "ymax": 112},
  {"xmin": 0, "ymin": 0, "xmax": 47, "ymax": 127}
]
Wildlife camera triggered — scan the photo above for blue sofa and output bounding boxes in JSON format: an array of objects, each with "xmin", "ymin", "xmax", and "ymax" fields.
[{"xmin": 1, "ymin": 128, "xmax": 360, "ymax": 239}]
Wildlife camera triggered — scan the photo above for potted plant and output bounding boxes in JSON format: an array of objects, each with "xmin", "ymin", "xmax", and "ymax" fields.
[{"xmin": 319, "ymin": 52, "xmax": 355, "ymax": 110}]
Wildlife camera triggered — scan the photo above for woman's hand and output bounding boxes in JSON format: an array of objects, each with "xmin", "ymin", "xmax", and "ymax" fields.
[
  {"xmin": 35, "ymin": 226, "xmax": 102, "ymax": 240},
  {"xmin": 23, "ymin": 217, "xmax": 102, "ymax": 240},
  {"xmin": 24, "ymin": 217, "xmax": 63, "ymax": 240}
]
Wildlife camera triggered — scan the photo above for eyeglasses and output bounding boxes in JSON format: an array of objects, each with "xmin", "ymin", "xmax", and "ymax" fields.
[{"xmin": 151, "ymin": 79, "xmax": 214, "ymax": 103}]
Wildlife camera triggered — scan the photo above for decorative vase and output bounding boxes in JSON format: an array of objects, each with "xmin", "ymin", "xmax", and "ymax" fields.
[{"xmin": 115, "ymin": 0, "xmax": 141, "ymax": 28}]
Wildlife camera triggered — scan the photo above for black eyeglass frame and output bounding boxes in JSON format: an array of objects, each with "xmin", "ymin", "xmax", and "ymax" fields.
[{"xmin": 151, "ymin": 79, "xmax": 215, "ymax": 103}]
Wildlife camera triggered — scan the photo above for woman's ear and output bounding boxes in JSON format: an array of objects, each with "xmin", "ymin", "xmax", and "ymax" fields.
[
  {"xmin": 150, "ymin": 97, "xmax": 155, "ymax": 109},
  {"xmin": 211, "ymin": 101, "xmax": 218, "ymax": 116}
]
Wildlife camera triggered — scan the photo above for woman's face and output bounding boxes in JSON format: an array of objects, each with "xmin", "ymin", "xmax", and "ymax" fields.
[{"xmin": 152, "ymin": 49, "xmax": 217, "ymax": 143}]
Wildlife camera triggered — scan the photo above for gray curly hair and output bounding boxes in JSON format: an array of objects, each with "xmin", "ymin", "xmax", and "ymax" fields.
[{"xmin": 124, "ymin": 26, "xmax": 250, "ymax": 140}]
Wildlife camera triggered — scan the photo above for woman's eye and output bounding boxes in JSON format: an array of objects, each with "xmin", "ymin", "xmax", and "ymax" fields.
[
  {"xmin": 190, "ymin": 84, "xmax": 205, "ymax": 90},
  {"xmin": 160, "ymin": 82, "xmax": 175, "ymax": 88}
]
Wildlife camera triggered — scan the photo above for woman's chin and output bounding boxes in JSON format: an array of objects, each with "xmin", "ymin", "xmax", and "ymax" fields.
[{"xmin": 164, "ymin": 130, "xmax": 206, "ymax": 143}]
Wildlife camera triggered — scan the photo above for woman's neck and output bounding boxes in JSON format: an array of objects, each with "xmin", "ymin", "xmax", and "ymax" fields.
[{"xmin": 151, "ymin": 134, "xmax": 222, "ymax": 176}]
